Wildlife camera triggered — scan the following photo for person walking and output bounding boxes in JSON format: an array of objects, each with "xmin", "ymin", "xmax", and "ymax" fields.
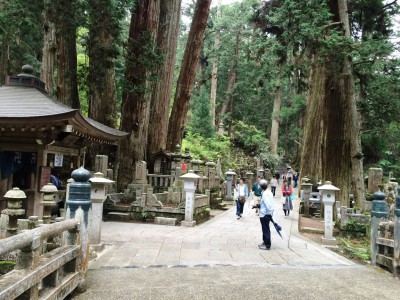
[
  {"xmin": 293, "ymin": 173, "xmax": 299, "ymax": 188},
  {"xmin": 234, "ymin": 177, "xmax": 248, "ymax": 220},
  {"xmin": 252, "ymin": 177, "xmax": 262, "ymax": 214},
  {"xmin": 274, "ymin": 171, "xmax": 280, "ymax": 184},
  {"xmin": 257, "ymin": 179, "xmax": 274, "ymax": 250},
  {"xmin": 282, "ymin": 179, "xmax": 293, "ymax": 216},
  {"xmin": 270, "ymin": 175, "xmax": 278, "ymax": 197}
]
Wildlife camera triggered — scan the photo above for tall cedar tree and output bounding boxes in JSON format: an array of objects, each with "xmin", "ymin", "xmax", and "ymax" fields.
[
  {"xmin": 147, "ymin": 0, "xmax": 182, "ymax": 160},
  {"xmin": 117, "ymin": 0, "xmax": 160, "ymax": 190},
  {"xmin": 166, "ymin": 0, "xmax": 212, "ymax": 150},
  {"xmin": 53, "ymin": 1, "xmax": 80, "ymax": 108},
  {"xmin": 300, "ymin": 0, "xmax": 364, "ymax": 206},
  {"xmin": 0, "ymin": 0, "xmax": 7, "ymax": 85},
  {"xmin": 40, "ymin": 0, "xmax": 56, "ymax": 95}
]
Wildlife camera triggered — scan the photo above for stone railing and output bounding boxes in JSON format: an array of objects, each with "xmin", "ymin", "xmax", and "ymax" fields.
[
  {"xmin": 0, "ymin": 217, "xmax": 88, "ymax": 299},
  {"xmin": 147, "ymin": 174, "xmax": 179, "ymax": 192},
  {"xmin": 370, "ymin": 189, "xmax": 400, "ymax": 276},
  {"xmin": 338, "ymin": 206, "xmax": 370, "ymax": 231}
]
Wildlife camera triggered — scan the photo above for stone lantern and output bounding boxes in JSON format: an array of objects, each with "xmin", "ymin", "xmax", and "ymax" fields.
[
  {"xmin": 371, "ymin": 190, "xmax": 388, "ymax": 266},
  {"xmin": 180, "ymin": 170, "xmax": 201, "ymax": 227},
  {"xmin": 89, "ymin": 172, "xmax": 114, "ymax": 245},
  {"xmin": 2, "ymin": 187, "xmax": 26, "ymax": 236},
  {"xmin": 225, "ymin": 169, "xmax": 237, "ymax": 201},
  {"xmin": 190, "ymin": 159, "xmax": 203, "ymax": 174},
  {"xmin": 171, "ymin": 144, "xmax": 182, "ymax": 172},
  {"xmin": 301, "ymin": 177, "xmax": 313, "ymax": 218},
  {"xmin": 40, "ymin": 183, "xmax": 58, "ymax": 224},
  {"xmin": 318, "ymin": 181, "xmax": 340, "ymax": 247},
  {"xmin": 257, "ymin": 168, "xmax": 265, "ymax": 179}
]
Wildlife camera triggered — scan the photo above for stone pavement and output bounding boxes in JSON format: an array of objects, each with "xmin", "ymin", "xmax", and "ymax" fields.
[
  {"xmin": 88, "ymin": 188, "xmax": 351, "ymax": 268},
  {"xmin": 74, "ymin": 188, "xmax": 400, "ymax": 299}
]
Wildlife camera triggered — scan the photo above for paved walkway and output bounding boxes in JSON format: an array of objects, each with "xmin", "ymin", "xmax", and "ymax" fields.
[
  {"xmin": 89, "ymin": 188, "xmax": 351, "ymax": 268},
  {"xmin": 75, "ymin": 188, "xmax": 400, "ymax": 299}
]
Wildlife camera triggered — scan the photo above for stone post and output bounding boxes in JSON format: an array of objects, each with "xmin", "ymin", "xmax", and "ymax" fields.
[
  {"xmin": 246, "ymin": 171, "xmax": 254, "ymax": 192},
  {"xmin": 218, "ymin": 121, "xmax": 224, "ymax": 135},
  {"xmin": 94, "ymin": 155, "xmax": 108, "ymax": 175},
  {"xmin": 225, "ymin": 169, "xmax": 237, "ymax": 201},
  {"xmin": 2, "ymin": 187, "xmax": 26, "ymax": 237},
  {"xmin": 89, "ymin": 172, "xmax": 114, "ymax": 245},
  {"xmin": 370, "ymin": 190, "xmax": 388, "ymax": 267},
  {"xmin": 40, "ymin": 183, "xmax": 58, "ymax": 224},
  {"xmin": 394, "ymin": 187, "xmax": 400, "ymax": 276},
  {"xmin": 180, "ymin": 170, "xmax": 201, "ymax": 227},
  {"xmin": 301, "ymin": 177, "xmax": 313, "ymax": 218},
  {"xmin": 257, "ymin": 168, "xmax": 265, "ymax": 179},
  {"xmin": 368, "ymin": 168, "xmax": 383, "ymax": 194},
  {"xmin": 66, "ymin": 166, "xmax": 92, "ymax": 292},
  {"xmin": 318, "ymin": 181, "xmax": 340, "ymax": 247}
]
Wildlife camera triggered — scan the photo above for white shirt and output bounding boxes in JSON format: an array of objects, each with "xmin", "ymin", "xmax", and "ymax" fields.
[{"xmin": 259, "ymin": 189, "xmax": 274, "ymax": 217}]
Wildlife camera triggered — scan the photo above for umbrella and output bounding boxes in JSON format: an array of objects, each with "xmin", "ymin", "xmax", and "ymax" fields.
[{"xmin": 271, "ymin": 218, "xmax": 284, "ymax": 239}]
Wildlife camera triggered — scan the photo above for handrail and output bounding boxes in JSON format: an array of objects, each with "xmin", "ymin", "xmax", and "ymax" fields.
[{"xmin": 0, "ymin": 219, "xmax": 78, "ymax": 256}]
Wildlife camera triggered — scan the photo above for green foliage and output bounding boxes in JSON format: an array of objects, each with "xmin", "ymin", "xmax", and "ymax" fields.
[
  {"xmin": 182, "ymin": 131, "xmax": 232, "ymax": 170},
  {"xmin": 232, "ymin": 121, "xmax": 269, "ymax": 155},
  {"xmin": 190, "ymin": 86, "xmax": 215, "ymax": 138},
  {"xmin": 338, "ymin": 237, "xmax": 370, "ymax": 263}
]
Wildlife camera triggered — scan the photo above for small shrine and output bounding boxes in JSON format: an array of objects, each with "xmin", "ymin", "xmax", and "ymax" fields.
[{"xmin": 0, "ymin": 65, "xmax": 128, "ymax": 217}]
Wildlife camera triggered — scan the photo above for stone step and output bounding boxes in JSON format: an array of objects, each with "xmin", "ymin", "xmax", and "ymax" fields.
[
  {"xmin": 154, "ymin": 217, "xmax": 177, "ymax": 226},
  {"xmin": 106, "ymin": 212, "xmax": 131, "ymax": 222}
]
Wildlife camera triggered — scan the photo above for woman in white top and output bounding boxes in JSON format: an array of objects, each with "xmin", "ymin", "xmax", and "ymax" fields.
[
  {"xmin": 234, "ymin": 178, "xmax": 249, "ymax": 220},
  {"xmin": 270, "ymin": 175, "xmax": 278, "ymax": 196}
]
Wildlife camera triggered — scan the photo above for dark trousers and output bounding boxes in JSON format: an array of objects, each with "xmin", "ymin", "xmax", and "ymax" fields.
[
  {"xmin": 236, "ymin": 200, "xmax": 244, "ymax": 216},
  {"xmin": 271, "ymin": 186, "xmax": 276, "ymax": 196},
  {"xmin": 260, "ymin": 215, "xmax": 272, "ymax": 248}
]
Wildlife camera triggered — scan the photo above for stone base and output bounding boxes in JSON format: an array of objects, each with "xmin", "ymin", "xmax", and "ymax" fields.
[
  {"xmin": 181, "ymin": 220, "xmax": 196, "ymax": 227},
  {"xmin": 155, "ymin": 217, "xmax": 177, "ymax": 226},
  {"xmin": 321, "ymin": 237, "xmax": 338, "ymax": 247},
  {"xmin": 90, "ymin": 242, "xmax": 105, "ymax": 252}
]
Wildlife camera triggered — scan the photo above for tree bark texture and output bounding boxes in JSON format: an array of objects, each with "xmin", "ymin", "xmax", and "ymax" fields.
[
  {"xmin": 300, "ymin": 0, "xmax": 364, "ymax": 206},
  {"xmin": 40, "ymin": 1, "xmax": 56, "ymax": 95},
  {"xmin": 270, "ymin": 61, "xmax": 284, "ymax": 156},
  {"xmin": 166, "ymin": 0, "xmax": 212, "ymax": 150},
  {"xmin": 117, "ymin": 0, "xmax": 160, "ymax": 190},
  {"xmin": 54, "ymin": 1, "xmax": 80, "ymax": 109},
  {"xmin": 210, "ymin": 0, "xmax": 222, "ymax": 127},
  {"xmin": 217, "ymin": 28, "xmax": 241, "ymax": 128},
  {"xmin": 88, "ymin": 0, "xmax": 118, "ymax": 129},
  {"xmin": 0, "ymin": 0, "xmax": 8, "ymax": 85},
  {"xmin": 147, "ymin": 0, "xmax": 181, "ymax": 158}
]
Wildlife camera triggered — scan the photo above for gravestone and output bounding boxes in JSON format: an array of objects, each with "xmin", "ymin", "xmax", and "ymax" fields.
[
  {"xmin": 368, "ymin": 168, "xmax": 383, "ymax": 193},
  {"xmin": 95, "ymin": 155, "xmax": 108, "ymax": 175},
  {"xmin": 133, "ymin": 161, "xmax": 148, "ymax": 184}
]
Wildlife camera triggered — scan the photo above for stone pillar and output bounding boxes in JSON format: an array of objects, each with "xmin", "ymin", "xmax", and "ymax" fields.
[
  {"xmin": 318, "ymin": 181, "xmax": 340, "ymax": 247},
  {"xmin": 370, "ymin": 191, "xmax": 388, "ymax": 267},
  {"xmin": 225, "ymin": 169, "xmax": 236, "ymax": 201},
  {"xmin": 94, "ymin": 155, "xmax": 108, "ymax": 175},
  {"xmin": 218, "ymin": 121, "xmax": 224, "ymax": 135},
  {"xmin": 133, "ymin": 161, "xmax": 148, "ymax": 184},
  {"xmin": 66, "ymin": 166, "xmax": 92, "ymax": 292},
  {"xmin": 301, "ymin": 177, "xmax": 313, "ymax": 218},
  {"xmin": 246, "ymin": 171, "xmax": 254, "ymax": 192},
  {"xmin": 368, "ymin": 168, "xmax": 383, "ymax": 193},
  {"xmin": 180, "ymin": 170, "xmax": 201, "ymax": 227},
  {"xmin": 89, "ymin": 172, "xmax": 114, "ymax": 245}
]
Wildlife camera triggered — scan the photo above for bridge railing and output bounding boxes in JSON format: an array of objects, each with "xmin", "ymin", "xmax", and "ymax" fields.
[{"xmin": 0, "ymin": 218, "xmax": 86, "ymax": 300}]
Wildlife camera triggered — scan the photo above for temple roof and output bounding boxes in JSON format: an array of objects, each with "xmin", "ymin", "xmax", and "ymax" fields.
[{"xmin": 0, "ymin": 69, "xmax": 128, "ymax": 146}]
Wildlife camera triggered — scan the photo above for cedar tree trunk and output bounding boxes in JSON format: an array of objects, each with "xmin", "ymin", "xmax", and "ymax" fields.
[
  {"xmin": 147, "ymin": 0, "xmax": 181, "ymax": 158},
  {"xmin": 117, "ymin": 0, "xmax": 160, "ymax": 190},
  {"xmin": 166, "ymin": 0, "xmax": 211, "ymax": 150}
]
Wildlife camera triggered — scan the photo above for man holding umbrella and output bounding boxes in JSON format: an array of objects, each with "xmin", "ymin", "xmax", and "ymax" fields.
[{"xmin": 255, "ymin": 179, "xmax": 281, "ymax": 250}]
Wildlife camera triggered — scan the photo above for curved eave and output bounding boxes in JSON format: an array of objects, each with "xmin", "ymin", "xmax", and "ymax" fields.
[{"xmin": 0, "ymin": 111, "xmax": 128, "ymax": 145}]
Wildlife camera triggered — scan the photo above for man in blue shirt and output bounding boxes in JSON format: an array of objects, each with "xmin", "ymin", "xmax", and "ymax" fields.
[{"xmin": 257, "ymin": 179, "xmax": 274, "ymax": 250}]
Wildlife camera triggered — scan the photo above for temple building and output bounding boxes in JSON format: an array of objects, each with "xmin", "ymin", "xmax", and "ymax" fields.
[{"xmin": 0, "ymin": 65, "xmax": 128, "ymax": 216}]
